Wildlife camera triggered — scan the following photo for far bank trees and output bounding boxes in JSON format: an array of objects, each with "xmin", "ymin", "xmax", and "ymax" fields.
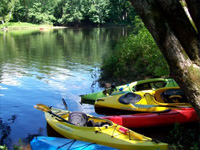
[{"xmin": 0, "ymin": 0, "xmax": 135, "ymax": 26}]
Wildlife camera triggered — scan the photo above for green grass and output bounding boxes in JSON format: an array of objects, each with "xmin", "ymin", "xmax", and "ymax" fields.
[{"xmin": 0, "ymin": 22, "xmax": 53, "ymax": 30}]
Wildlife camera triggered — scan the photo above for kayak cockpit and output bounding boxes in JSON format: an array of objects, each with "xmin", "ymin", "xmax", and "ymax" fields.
[
  {"xmin": 118, "ymin": 92, "xmax": 141, "ymax": 105},
  {"xmin": 160, "ymin": 89, "xmax": 187, "ymax": 103},
  {"xmin": 58, "ymin": 111, "xmax": 113, "ymax": 127}
]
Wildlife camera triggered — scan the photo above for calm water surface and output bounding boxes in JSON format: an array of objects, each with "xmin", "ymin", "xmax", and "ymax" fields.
[{"xmin": 0, "ymin": 27, "xmax": 132, "ymax": 149}]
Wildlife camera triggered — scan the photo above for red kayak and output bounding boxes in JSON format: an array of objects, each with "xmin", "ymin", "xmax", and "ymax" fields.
[{"xmin": 101, "ymin": 108, "xmax": 198, "ymax": 128}]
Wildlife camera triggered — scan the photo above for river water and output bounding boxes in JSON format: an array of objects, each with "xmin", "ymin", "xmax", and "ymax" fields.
[{"xmin": 0, "ymin": 27, "xmax": 132, "ymax": 149}]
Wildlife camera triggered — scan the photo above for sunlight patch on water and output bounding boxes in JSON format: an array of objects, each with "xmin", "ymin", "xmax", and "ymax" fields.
[
  {"xmin": 0, "ymin": 86, "xmax": 8, "ymax": 90},
  {"xmin": 1, "ymin": 73, "xmax": 21, "ymax": 86},
  {"xmin": 0, "ymin": 63, "xmax": 27, "ymax": 86}
]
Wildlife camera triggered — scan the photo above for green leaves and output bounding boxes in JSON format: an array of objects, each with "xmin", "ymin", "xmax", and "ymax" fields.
[
  {"xmin": 57, "ymin": 0, "xmax": 84, "ymax": 25},
  {"xmin": 88, "ymin": 0, "xmax": 110, "ymax": 24},
  {"xmin": 100, "ymin": 16, "xmax": 169, "ymax": 81},
  {"xmin": 28, "ymin": 1, "xmax": 56, "ymax": 24},
  {"xmin": 0, "ymin": 0, "xmax": 18, "ymax": 25},
  {"xmin": 1, "ymin": 0, "xmax": 136, "ymax": 26}
]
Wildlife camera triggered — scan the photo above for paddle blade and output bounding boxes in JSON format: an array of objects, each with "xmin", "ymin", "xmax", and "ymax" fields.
[
  {"xmin": 62, "ymin": 98, "xmax": 68, "ymax": 110},
  {"xmin": 34, "ymin": 104, "xmax": 50, "ymax": 112}
]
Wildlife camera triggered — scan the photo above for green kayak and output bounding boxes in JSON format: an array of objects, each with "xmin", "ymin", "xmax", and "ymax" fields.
[{"xmin": 80, "ymin": 78, "xmax": 178, "ymax": 104}]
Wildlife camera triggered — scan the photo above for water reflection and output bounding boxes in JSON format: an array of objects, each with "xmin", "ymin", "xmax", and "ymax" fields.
[
  {"xmin": 0, "ymin": 27, "xmax": 132, "ymax": 148},
  {"xmin": 0, "ymin": 116, "xmax": 16, "ymax": 149}
]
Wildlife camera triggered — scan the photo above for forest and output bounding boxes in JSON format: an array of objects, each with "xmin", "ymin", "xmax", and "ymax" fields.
[{"xmin": 0, "ymin": 0, "xmax": 136, "ymax": 26}]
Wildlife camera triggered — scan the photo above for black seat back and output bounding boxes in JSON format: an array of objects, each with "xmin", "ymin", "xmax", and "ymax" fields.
[{"xmin": 68, "ymin": 112, "xmax": 88, "ymax": 126}]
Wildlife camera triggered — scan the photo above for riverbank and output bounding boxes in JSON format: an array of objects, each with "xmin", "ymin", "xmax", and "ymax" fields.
[
  {"xmin": 0, "ymin": 22, "xmax": 131, "ymax": 32},
  {"xmin": 0, "ymin": 22, "xmax": 67, "ymax": 31}
]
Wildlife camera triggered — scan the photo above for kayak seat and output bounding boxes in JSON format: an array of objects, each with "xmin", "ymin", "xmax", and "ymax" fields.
[
  {"xmin": 119, "ymin": 92, "xmax": 141, "ymax": 105},
  {"xmin": 87, "ymin": 120, "xmax": 95, "ymax": 127},
  {"xmin": 87, "ymin": 120, "xmax": 111, "ymax": 127},
  {"xmin": 68, "ymin": 112, "xmax": 88, "ymax": 126},
  {"xmin": 161, "ymin": 89, "xmax": 187, "ymax": 103}
]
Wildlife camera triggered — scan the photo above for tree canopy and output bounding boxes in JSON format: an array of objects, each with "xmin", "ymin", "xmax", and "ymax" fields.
[{"xmin": 0, "ymin": 0, "xmax": 136, "ymax": 26}]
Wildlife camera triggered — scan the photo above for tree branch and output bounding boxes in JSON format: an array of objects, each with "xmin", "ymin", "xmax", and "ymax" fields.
[{"xmin": 185, "ymin": 0, "xmax": 200, "ymax": 33}]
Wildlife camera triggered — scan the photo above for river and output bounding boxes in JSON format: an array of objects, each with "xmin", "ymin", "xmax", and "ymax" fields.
[{"xmin": 0, "ymin": 27, "xmax": 132, "ymax": 149}]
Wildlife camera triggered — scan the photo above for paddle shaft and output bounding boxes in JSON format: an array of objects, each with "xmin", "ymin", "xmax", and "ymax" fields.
[{"xmin": 48, "ymin": 111, "xmax": 71, "ymax": 124}]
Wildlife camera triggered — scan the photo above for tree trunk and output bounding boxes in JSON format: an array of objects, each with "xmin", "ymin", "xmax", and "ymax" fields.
[
  {"xmin": 129, "ymin": 0, "xmax": 200, "ymax": 119},
  {"xmin": 1, "ymin": 20, "xmax": 5, "ymax": 25}
]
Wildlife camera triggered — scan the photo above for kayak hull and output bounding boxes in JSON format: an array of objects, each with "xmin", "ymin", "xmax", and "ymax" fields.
[
  {"xmin": 101, "ymin": 108, "xmax": 198, "ymax": 128},
  {"xmin": 95, "ymin": 105, "xmax": 170, "ymax": 115},
  {"xmin": 44, "ymin": 107, "xmax": 168, "ymax": 150},
  {"xmin": 31, "ymin": 136, "xmax": 118, "ymax": 150}
]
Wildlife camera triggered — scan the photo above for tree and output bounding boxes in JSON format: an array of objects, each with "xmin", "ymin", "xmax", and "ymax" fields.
[
  {"xmin": 129, "ymin": 0, "xmax": 200, "ymax": 119},
  {"xmin": 109, "ymin": 0, "xmax": 136, "ymax": 24},
  {"xmin": 88, "ymin": 0, "xmax": 110, "ymax": 24},
  {"xmin": 0, "ymin": 0, "xmax": 18, "ymax": 25},
  {"xmin": 28, "ymin": 0, "xmax": 56, "ymax": 24},
  {"xmin": 57, "ymin": 0, "xmax": 84, "ymax": 26},
  {"xmin": 13, "ymin": 0, "xmax": 31, "ymax": 22}
]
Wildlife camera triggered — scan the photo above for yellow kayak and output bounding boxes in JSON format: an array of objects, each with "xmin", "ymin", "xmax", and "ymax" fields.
[
  {"xmin": 94, "ymin": 87, "xmax": 191, "ymax": 114},
  {"xmin": 35, "ymin": 105, "xmax": 168, "ymax": 150}
]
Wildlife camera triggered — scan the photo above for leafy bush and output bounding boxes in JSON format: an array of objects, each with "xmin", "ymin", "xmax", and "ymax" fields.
[
  {"xmin": 100, "ymin": 16, "xmax": 169, "ymax": 82},
  {"xmin": 168, "ymin": 123, "xmax": 199, "ymax": 150}
]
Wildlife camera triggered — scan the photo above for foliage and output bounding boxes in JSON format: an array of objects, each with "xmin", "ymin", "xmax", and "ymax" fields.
[
  {"xmin": 57, "ymin": 0, "xmax": 84, "ymax": 25},
  {"xmin": 13, "ymin": 0, "xmax": 28, "ymax": 22},
  {"xmin": 0, "ymin": 0, "xmax": 18, "ymax": 25},
  {"xmin": 0, "ymin": 145, "xmax": 8, "ymax": 150},
  {"xmin": 87, "ymin": 0, "xmax": 110, "ymax": 24},
  {"xmin": 28, "ymin": 1, "xmax": 56, "ymax": 24},
  {"xmin": 100, "ymin": 16, "xmax": 169, "ymax": 82},
  {"xmin": 168, "ymin": 123, "xmax": 199, "ymax": 150},
  {"xmin": 0, "ymin": 0, "xmax": 136, "ymax": 26},
  {"xmin": 55, "ymin": 0, "xmax": 125, "ymax": 25},
  {"xmin": 109, "ymin": 0, "xmax": 136, "ymax": 24}
]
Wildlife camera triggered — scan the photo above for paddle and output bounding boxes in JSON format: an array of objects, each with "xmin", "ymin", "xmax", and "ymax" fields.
[
  {"xmin": 34, "ymin": 104, "xmax": 70, "ymax": 123},
  {"xmin": 62, "ymin": 98, "xmax": 68, "ymax": 110}
]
